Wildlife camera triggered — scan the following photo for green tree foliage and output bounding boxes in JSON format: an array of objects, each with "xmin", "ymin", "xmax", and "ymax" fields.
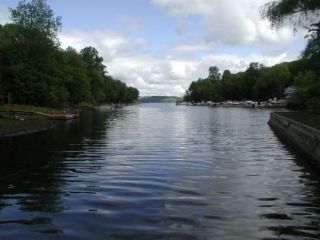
[
  {"xmin": 0, "ymin": 0, "xmax": 139, "ymax": 106},
  {"xmin": 287, "ymin": 70, "xmax": 320, "ymax": 109},
  {"xmin": 241, "ymin": 62, "xmax": 264, "ymax": 99},
  {"xmin": 80, "ymin": 47, "xmax": 107, "ymax": 103},
  {"xmin": 80, "ymin": 47, "xmax": 106, "ymax": 73},
  {"xmin": 264, "ymin": 0, "xmax": 320, "ymax": 61},
  {"xmin": 221, "ymin": 70, "xmax": 234, "ymax": 100},
  {"xmin": 184, "ymin": 62, "xmax": 294, "ymax": 103},
  {"xmin": 254, "ymin": 64, "xmax": 290, "ymax": 100},
  {"xmin": 294, "ymin": 70, "xmax": 317, "ymax": 89},
  {"xmin": 184, "ymin": 66, "xmax": 222, "ymax": 102},
  {"xmin": 303, "ymin": 22, "xmax": 320, "ymax": 71},
  {"xmin": 61, "ymin": 47, "xmax": 91, "ymax": 104},
  {"xmin": 0, "ymin": 23, "xmax": 60, "ymax": 105},
  {"xmin": 184, "ymin": 57, "xmax": 320, "ymax": 110},
  {"xmin": 10, "ymin": 0, "xmax": 62, "ymax": 42},
  {"xmin": 208, "ymin": 66, "xmax": 221, "ymax": 81},
  {"xmin": 263, "ymin": 0, "xmax": 320, "ymax": 109},
  {"xmin": 263, "ymin": 0, "xmax": 320, "ymax": 28}
]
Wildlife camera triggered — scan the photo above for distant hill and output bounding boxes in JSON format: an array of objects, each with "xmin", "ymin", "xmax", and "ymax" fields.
[{"xmin": 139, "ymin": 96, "xmax": 182, "ymax": 103}]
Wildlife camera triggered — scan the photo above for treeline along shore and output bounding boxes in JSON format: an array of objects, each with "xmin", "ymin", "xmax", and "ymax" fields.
[
  {"xmin": 183, "ymin": 60, "xmax": 319, "ymax": 110},
  {"xmin": 0, "ymin": 0, "xmax": 139, "ymax": 137},
  {"xmin": 182, "ymin": 0, "xmax": 320, "ymax": 167},
  {"xmin": 0, "ymin": 0, "xmax": 139, "ymax": 108},
  {"xmin": 184, "ymin": 1, "xmax": 320, "ymax": 111}
]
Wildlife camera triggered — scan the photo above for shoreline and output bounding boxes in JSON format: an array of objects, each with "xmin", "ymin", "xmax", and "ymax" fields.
[
  {"xmin": 0, "ymin": 114, "xmax": 55, "ymax": 138},
  {"xmin": 268, "ymin": 111, "xmax": 320, "ymax": 168},
  {"xmin": 0, "ymin": 124, "xmax": 54, "ymax": 138},
  {"xmin": 0, "ymin": 103, "xmax": 125, "ymax": 138},
  {"xmin": 0, "ymin": 104, "xmax": 81, "ymax": 138}
]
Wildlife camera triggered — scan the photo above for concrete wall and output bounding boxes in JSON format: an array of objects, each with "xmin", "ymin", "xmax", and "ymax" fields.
[{"xmin": 268, "ymin": 112, "xmax": 320, "ymax": 167}]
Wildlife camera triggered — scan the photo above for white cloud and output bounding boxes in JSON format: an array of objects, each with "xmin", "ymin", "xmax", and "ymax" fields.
[
  {"xmin": 60, "ymin": 30, "xmax": 146, "ymax": 62},
  {"xmin": 107, "ymin": 50, "xmax": 295, "ymax": 96},
  {"xmin": 164, "ymin": 42, "xmax": 212, "ymax": 55},
  {"xmin": 0, "ymin": 0, "xmax": 308, "ymax": 98},
  {"xmin": 152, "ymin": 0, "xmax": 215, "ymax": 15},
  {"xmin": 53, "ymin": 1, "xmax": 308, "ymax": 96},
  {"xmin": 152, "ymin": 0, "xmax": 301, "ymax": 46},
  {"xmin": 0, "ymin": 6, "xmax": 10, "ymax": 25},
  {"xmin": 59, "ymin": 25, "xmax": 300, "ymax": 97}
]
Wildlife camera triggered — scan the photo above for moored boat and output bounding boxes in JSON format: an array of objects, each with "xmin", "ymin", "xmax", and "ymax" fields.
[{"xmin": 35, "ymin": 110, "xmax": 80, "ymax": 120}]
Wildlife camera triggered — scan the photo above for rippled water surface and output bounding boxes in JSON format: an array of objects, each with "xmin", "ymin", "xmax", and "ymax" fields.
[{"xmin": 1, "ymin": 104, "xmax": 320, "ymax": 240}]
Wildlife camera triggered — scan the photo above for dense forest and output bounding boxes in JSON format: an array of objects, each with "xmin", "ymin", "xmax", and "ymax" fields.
[
  {"xmin": 184, "ymin": 0, "xmax": 320, "ymax": 110},
  {"xmin": 0, "ymin": 0, "xmax": 139, "ymax": 108}
]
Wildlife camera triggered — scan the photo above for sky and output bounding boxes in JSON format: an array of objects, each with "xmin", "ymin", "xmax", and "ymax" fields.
[{"xmin": 0, "ymin": 0, "xmax": 308, "ymax": 96}]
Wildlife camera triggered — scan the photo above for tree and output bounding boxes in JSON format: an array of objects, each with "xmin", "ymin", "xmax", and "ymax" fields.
[
  {"xmin": 10, "ymin": 0, "xmax": 62, "ymax": 42},
  {"xmin": 184, "ymin": 74, "xmax": 223, "ymax": 103},
  {"xmin": 62, "ymin": 47, "xmax": 91, "ymax": 104},
  {"xmin": 208, "ymin": 66, "xmax": 221, "ymax": 81},
  {"xmin": 291, "ymin": 70, "xmax": 319, "ymax": 109},
  {"xmin": 80, "ymin": 47, "xmax": 107, "ymax": 103},
  {"xmin": 303, "ymin": 22, "xmax": 320, "ymax": 69},
  {"xmin": 242, "ymin": 62, "xmax": 264, "ymax": 99},
  {"xmin": 80, "ymin": 47, "xmax": 106, "ymax": 73},
  {"xmin": 263, "ymin": 0, "xmax": 320, "ymax": 29},
  {"xmin": 1, "ymin": 1, "xmax": 139, "ymax": 107},
  {"xmin": 0, "ymin": 25, "xmax": 5, "ymax": 103},
  {"xmin": 254, "ymin": 64, "xmax": 290, "ymax": 100},
  {"xmin": 294, "ymin": 70, "xmax": 317, "ymax": 89},
  {"xmin": 263, "ymin": 0, "xmax": 320, "ymax": 109},
  {"xmin": 221, "ymin": 70, "xmax": 235, "ymax": 100},
  {"xmin": 0, "ymin": 23, "xmax": 58, "ymax": 105},
  {"xmin": 263, "ymin": 0, "xmax": 320, "ymax": 61},
  {"xmin": 126, "ymin": 87, "xmax": 139, "ymax": 103}
]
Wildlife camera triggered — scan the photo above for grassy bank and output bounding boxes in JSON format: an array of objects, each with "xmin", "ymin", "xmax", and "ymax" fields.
[{"xmin": 0, "ymin": 104, "xmax": 73, "ymax": 114}]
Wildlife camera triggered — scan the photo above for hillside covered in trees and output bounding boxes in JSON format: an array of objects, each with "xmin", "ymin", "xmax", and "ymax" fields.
[
  {"xmin": 184, "ymin": 0, "xmax": 320, "ymax": 110},
  {"xmin": 0, "ymin": 0, "xmax": 139, "ymax": 108},
  {"xmin": 140, "ymin": 96, "xmax": 181, "ymax": 103}
]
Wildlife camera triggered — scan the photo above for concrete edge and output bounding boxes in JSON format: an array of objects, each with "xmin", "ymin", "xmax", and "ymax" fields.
[{"xmin": 268, "ymin": 112, "xmax": 320, "ymax": 168}]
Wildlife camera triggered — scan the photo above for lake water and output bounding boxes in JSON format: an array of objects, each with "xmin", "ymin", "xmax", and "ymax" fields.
[{"xmin": 1, "ymin": 103, "xmax": 320, "ymax": 240}]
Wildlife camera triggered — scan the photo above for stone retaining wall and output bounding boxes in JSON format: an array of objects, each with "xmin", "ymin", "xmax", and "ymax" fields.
[{"xmin": 268, "ymin": 112, "xmax": 320, "ymax": 167}]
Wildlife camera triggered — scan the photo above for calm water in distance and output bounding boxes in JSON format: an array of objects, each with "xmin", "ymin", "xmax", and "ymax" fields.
[{"xmin": 1, "ymin": 103, "xmax": 320, "ymax": 240}]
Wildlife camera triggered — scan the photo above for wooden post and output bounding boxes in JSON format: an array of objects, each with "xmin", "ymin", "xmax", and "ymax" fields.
[{"xmin": 8, "ymin": 93, "xmax": 11, "ymax": 109}]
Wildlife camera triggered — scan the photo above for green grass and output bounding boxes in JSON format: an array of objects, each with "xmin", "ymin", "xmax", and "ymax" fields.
[{"xmin": 0, "ymin": 104, "xmax": 70, "ymax": 114}]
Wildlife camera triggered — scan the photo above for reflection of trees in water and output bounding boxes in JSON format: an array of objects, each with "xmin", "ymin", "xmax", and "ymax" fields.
[
  {"xmin": 0, "ymin": 110, "xmax": 116, "ymax": 232},
  {"xmin": 1, "ymin": 107, "xmax": 320, "ymax": 239},
  {"xmin": 0, "ymin": 110, "xmax": 116, "ymax": 173}
]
